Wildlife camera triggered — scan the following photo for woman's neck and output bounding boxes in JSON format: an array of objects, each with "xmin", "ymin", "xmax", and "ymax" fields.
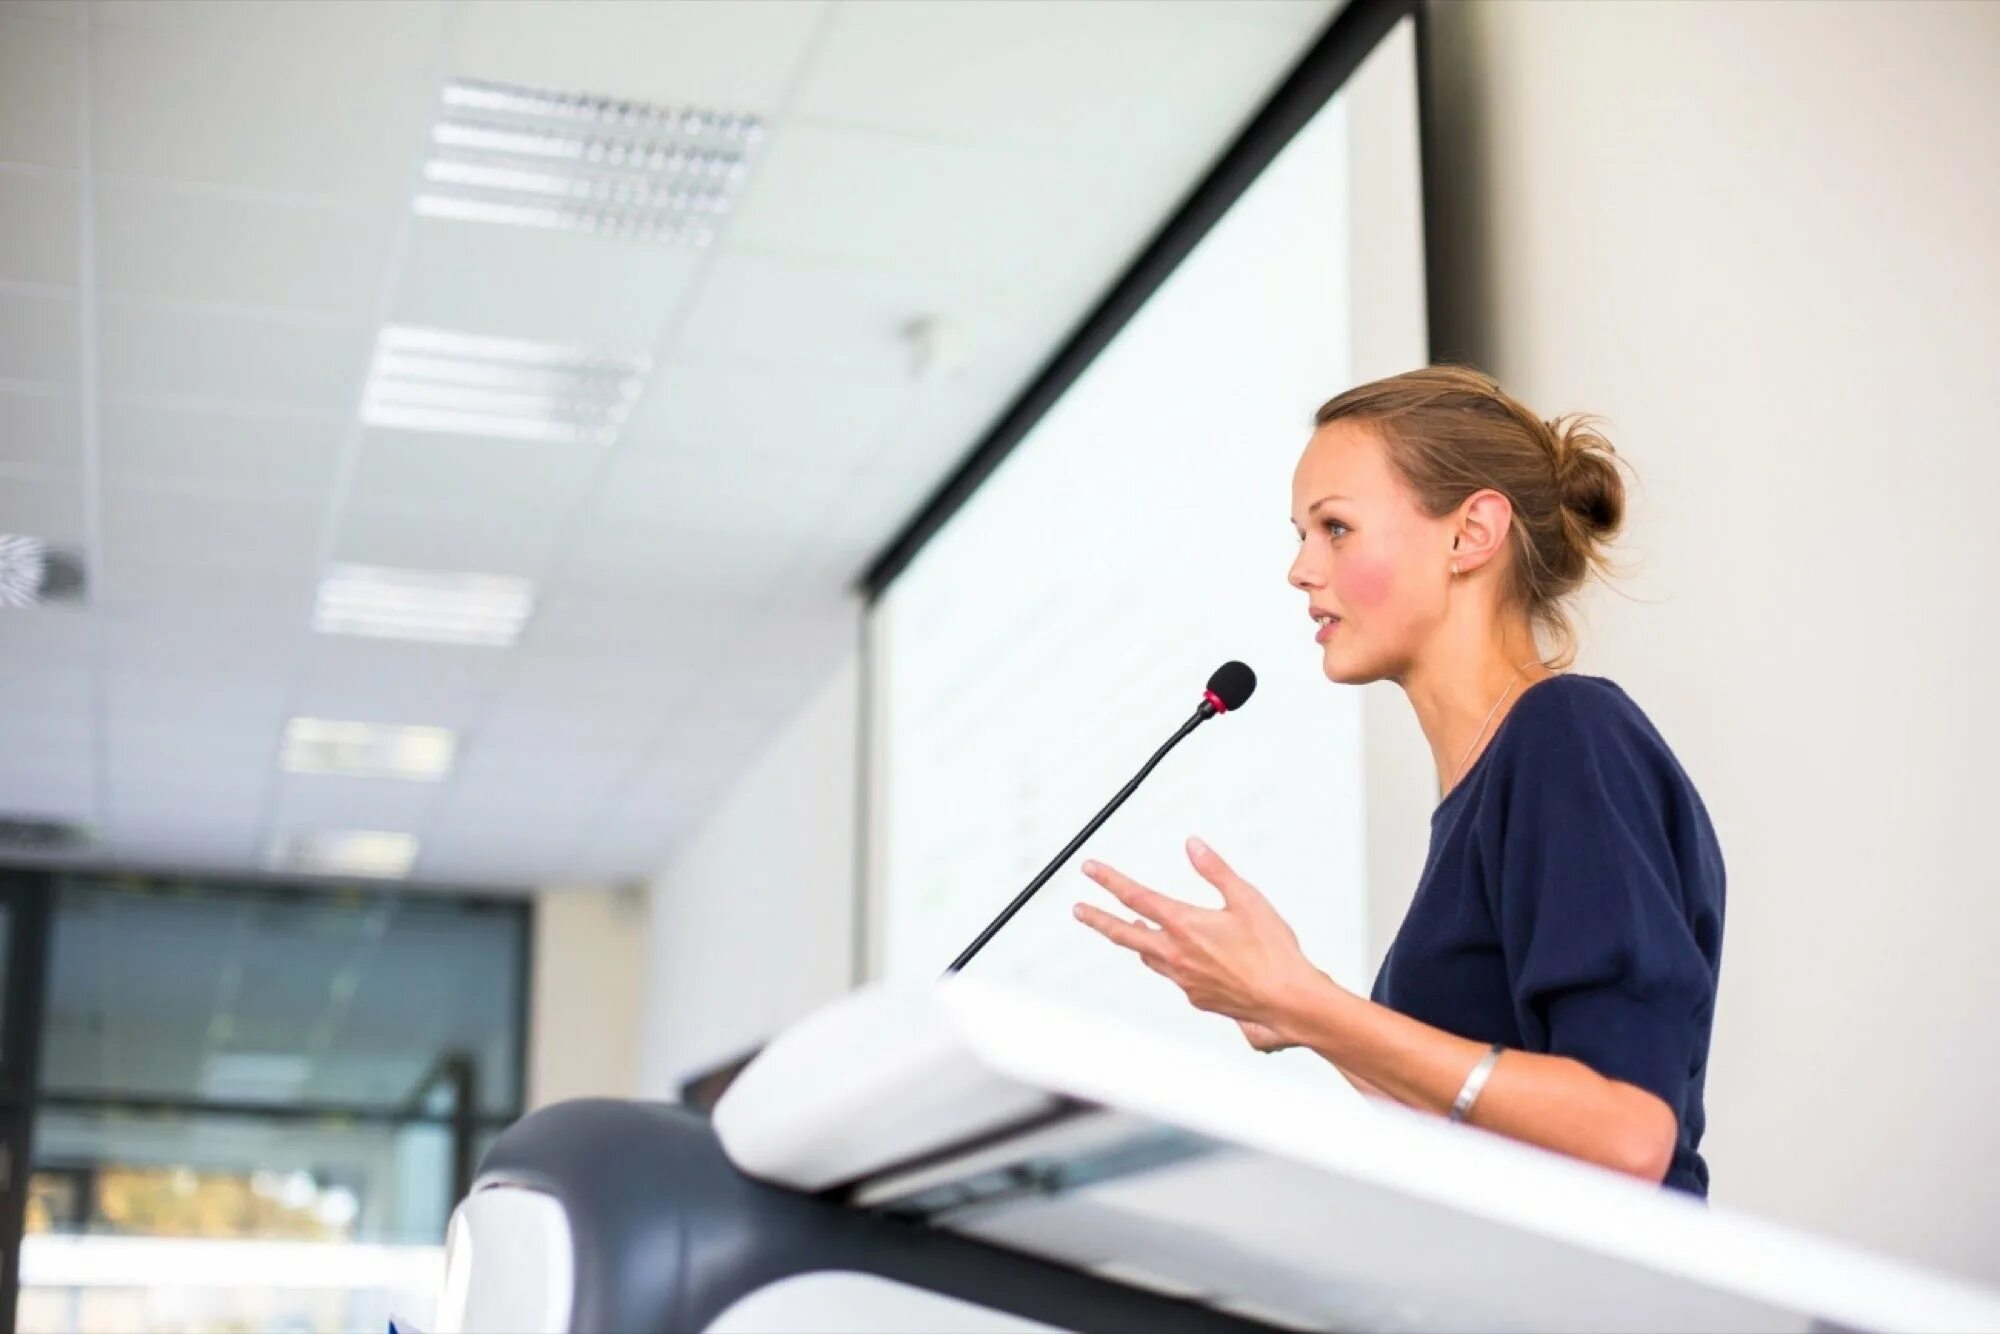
[{"xmin": 1399, "ymin": 615, "xmax": 1554, "ymax": 797}]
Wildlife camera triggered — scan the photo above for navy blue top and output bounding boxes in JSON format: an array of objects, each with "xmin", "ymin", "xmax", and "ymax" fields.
[{"xmin": 1370, "ymin": 675, "xmax": 1725, "ymax": 1195}]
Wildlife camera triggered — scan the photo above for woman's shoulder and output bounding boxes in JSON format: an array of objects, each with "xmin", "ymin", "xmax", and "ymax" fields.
[{"xmin": 1501, "ymin": 673, "xmax": 1675, "ymax": 768}]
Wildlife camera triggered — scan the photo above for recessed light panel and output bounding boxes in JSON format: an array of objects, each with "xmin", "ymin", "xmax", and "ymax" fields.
[
  {"xmin": 315, "ymin": 564, "xmax": 535, "ymax": 646},
  {"xmin": 281, "ymin": 718, "xmax": 456, "ymax": 782},
  {"xmin": 360, "ymin": 325, "xmax": 649, "ymax": 445},
  {"xmin": 266, "ymin": 831, "xmax": 419, "ymax": 879},
  {"xmin": 417, "ymin": 76, "xmax": 761, "ymax": 245}
]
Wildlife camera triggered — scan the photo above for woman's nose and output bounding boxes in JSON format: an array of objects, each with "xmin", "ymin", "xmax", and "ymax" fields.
[{"xmin": 1288, "ymin": 546, "xmax": 1320, "ymax": 591}]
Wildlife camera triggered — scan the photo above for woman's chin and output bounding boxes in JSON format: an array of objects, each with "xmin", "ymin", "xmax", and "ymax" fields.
[{"xmin": 1320, "ymin": 641, "xmax": 1385, "ymax": 686}]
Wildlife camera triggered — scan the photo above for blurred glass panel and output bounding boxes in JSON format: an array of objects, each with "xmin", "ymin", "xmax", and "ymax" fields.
[
  {"xmin": 28, "ymin": 1106, "xmax": 454, "ymax": 1245},
  {"xmin": 44, "ymin": 875, "xmax": 526, "ymax": 1116}
]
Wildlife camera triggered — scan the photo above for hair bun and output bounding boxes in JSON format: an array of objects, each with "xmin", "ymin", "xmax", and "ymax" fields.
[{"xmin": 1548, "ymin": 414, "xmax": 1625, "ymax": 541}]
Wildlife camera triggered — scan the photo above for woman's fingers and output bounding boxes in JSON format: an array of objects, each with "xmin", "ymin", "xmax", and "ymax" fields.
[
  {"xmin": 1185, "ymin": 836, "xmax": 1263, "ymax": 910},
  {"xmin": 1080, "ymin": 859, "xmax": 1186, "ymax": 927},
  {"xmin": 1073, "ymin": 902, "xmax": 1168, "ymax": 962}
]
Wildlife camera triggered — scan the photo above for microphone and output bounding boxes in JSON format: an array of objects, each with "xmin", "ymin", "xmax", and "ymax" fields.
[{"xmin": 944, "ymin": 661, "xmax": 1257, "ymax": 975}]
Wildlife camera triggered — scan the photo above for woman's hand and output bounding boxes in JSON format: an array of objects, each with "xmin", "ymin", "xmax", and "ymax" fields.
[
  {"xmin": 1073, "ymin": 836, "xmax": 1327, "ymax": 1031},
  {"xmin": 1236, "ymin": 1020, "xmax": 1296, "ymax": 1053}
]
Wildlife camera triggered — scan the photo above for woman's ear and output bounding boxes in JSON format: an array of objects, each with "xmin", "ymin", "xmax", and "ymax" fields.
[{"xmin": 1451, "ymin": 489, "xmax": 1514, "ymax": 576}]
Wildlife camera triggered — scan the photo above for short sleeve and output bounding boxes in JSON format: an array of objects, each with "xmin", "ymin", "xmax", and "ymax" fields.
[{"xmin": 1486, "ymin": 689, "xmax": 1714, "ymax": 1118}]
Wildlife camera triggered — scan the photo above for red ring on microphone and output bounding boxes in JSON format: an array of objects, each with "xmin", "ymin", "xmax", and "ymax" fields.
[{"xmin": 1202, "ymin": 689, "xmax": 1228, "ymax": 714}]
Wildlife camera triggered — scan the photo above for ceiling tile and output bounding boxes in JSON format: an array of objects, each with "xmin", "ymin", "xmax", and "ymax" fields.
[
  {"xmin": 333, "ymin": 503, "xmax": 570, "ymax": 581},
  {"xmin": 621, "ymin": 357, "xmax": 908, "ymax": 460},
  {"xmin": 497, "ymin": 644, "xmax": 718, "ymax": 717},
  {"xmin": 0, "ymin": 387, "xmax": 81, "ymax": 476},
  {"xmin": 97, "ymin": 301, "xmax": 369, "ymax": 413},
  {"xmin": 0, "ymin": 3, "xmax": 74, "ymax": 23},
  {"xmin": 556, "ymin": 513, "xmax": 794, "ymax": 597},
  {"xmin": 91, "ymin": 562, "xmax": 314, "ymax": 629},
  {"xmin": 98, "ymin": 398, "xmax": 344, "ymax": 501},
  {"xmin": 0, "ymin": 16, "xmax": 80, "ymax": 169},
  {"xmin": 295, "ymin": 637, "xmax": 510, "ymax": 731},
  {"xmin": 0, "ymin": 705, "xmax": 92, "ymax": 753},
  {"xmin": 0, "ymin": 656, "xmax": 94, "ymax": 713},
  {"xmin": 524, "ymin": 586, "xmax": 757, "ymax": 655},
  {"xmin": 90, "ymin": 14, "xmax": 439, "ymax": 202},
  {"xmin": 0, "ymin": 287, "xmax": 81, "ymax": 385},
  {"xmin": 791, "ymin": 1, "xmax": 1304, "ymax": 150},
  {"xmin": 673, "ymin": 251, "xmax": 986, "ymax": 377},
  {"xmin": 726, "ymin": 124, "xmax": 1121, "ymax": 292},
  {"xmin": 0, "ymin": 479, "xmax": 83, "ymax": 555},
  {"xmin": 95, "ymin": 180, "xmax": 396, "ymax": 322},
  {"xmin": 106, "ymin": 723, "xmax": 283, "ymax": 785},
  {"xmin": 448, "ymin": 735, "xmax": 654, "ymax": 799},
  {"xmin": 97, "ymin": 607, "xmax": 305, "ymax": 678},
  {"xmin": 0, "ymin": 762, "xmax": 94, "ymax": 821},
  {"xmin": 100, "ymin": 812, "xmax": 262, "ymax": 862},
  {"xmin": 0, "ymin": 167, "xmax": 80, "ymax": 286},
  {"xmin": 1199, "ymin": 0, "xmax": 1338, "ymax": 33},
  {"xmin": 103, "ymin": 670, "xmax": 291, "ymax": 736},
  {"xmin": 98, "ymin": 485, "xmax": 325, "ymax": 593},
  {"xmin": 92, "ymin": 0, "xmax": 446, "ymax": 43},
  {"xmin": 589, "ymin": 443, "xmax": 858, "ymax": 534},
  {"xmin": 391, "ymin": 217, "xmax": 704, "ymax": 351},
  {"xmin": 343, "ymin": 427, "xmax": 603, "ymax": 522},
  {"xmin": 448, "ymin": 0, "xmax": 828, "ymax": 111}
]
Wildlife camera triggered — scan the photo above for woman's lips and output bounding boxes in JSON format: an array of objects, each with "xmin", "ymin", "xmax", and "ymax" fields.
[{"xmin": 1315, "ymin": 617, "xmax": 1341, "ymax": 645}]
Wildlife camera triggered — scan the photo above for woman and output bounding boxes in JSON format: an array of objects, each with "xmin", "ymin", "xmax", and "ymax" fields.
[{"xmin": 1074, "ymin": 366, "xmax": 1724, "ymax": 1196}]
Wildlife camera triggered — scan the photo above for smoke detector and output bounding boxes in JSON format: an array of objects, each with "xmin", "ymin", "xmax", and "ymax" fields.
[{"xmin": 899, "ymin": 315, "xmax": 970, "ymax": 382}]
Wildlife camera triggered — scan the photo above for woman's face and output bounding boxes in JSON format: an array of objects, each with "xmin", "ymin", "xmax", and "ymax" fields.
[{"xmin": 1288, "ymin": 420, "xmax": 1455, "ymax": 684}]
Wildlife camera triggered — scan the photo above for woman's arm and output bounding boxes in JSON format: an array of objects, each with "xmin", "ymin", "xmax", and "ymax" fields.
[
  {"xmin": 1238, "ymin": 1018, "xmax": 1390, "ymax": 1101},
  {"xmin": 1075, "ymin": 840, "xmax": 1678, "ymax": 1186},
  {"xmin": 1267, "ymin": 969, "xmax": 1678, "ymax": 1184}
]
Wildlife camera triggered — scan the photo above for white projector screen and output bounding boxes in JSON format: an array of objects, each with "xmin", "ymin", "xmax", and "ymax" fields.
[{"xmin": 866, "ymin": 16, "xmax": 1428, "ymax": 1077}]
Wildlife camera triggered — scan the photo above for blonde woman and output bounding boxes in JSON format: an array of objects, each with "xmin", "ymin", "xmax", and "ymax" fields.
[{"xmin": 1075, "ymin": 367, "xmax": 1724, "ymax": 1196}]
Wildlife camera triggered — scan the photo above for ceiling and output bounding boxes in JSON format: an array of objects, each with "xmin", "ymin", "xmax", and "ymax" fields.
[{"xmin": 0, "ymin": 0, "xmax": 1336, "ymax": 889}]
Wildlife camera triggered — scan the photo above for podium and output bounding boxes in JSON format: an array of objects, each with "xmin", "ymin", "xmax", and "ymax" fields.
[{"xmin": 435, "ymin": 977, "xmax": 2000, "ymax": 1332}]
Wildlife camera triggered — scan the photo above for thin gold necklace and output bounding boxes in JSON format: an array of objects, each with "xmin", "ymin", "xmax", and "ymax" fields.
[{"xmin": 1448, "ymin": 663, "xmax": 1534, "ymax": 790}]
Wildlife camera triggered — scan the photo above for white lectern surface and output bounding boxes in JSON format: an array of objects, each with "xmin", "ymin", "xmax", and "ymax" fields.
[{"xmin": 716, "ymin": 979, "xmax": 2000, "ymax": 1333}]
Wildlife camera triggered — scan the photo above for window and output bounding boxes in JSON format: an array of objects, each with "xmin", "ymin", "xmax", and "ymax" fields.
[{"xmin": 4, "ymin": 873, "xmax": 529, "ymax": 1334}]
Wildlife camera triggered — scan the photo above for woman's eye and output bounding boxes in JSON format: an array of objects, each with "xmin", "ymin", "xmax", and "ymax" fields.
[{"xmin": 1323, "ymin": 520, "xmax": 1349, "ymax": 539}]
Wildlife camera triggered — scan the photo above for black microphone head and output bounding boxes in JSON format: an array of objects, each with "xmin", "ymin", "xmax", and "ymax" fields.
[{"xmin": 1204, "ymin": 661, "xmax": 1257, "ymax": 714}]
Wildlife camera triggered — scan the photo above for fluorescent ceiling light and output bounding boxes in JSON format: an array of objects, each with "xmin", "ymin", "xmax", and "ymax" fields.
[
  {"xmin": 266, "ymin": 831, "xmax": 419, "ymax": 880},
  {"xmin": 314, "ymin": 564, "xmax": 535, "ymax": 646},
  {"xmin": 416, "ymin": 76, "xmax": 760, "ymax": 246},
  {"xmin": 360, "ymin": 325, "xmax": 649, "ymax": 445},
  {"xmin": 281, "ymin": 718, "xmax": 456, "ymax": 782}
]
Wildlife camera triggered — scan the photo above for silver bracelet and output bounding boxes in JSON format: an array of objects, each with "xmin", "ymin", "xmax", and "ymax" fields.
[{"xmin": 1449, "ymin": 1044, "xmax": 1504, "ymax": 1123}]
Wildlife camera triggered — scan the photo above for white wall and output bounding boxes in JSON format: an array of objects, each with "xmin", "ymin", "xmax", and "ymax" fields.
[
  {"xmin": 527, "ymin": 885, "xmax": 646, "ymax": 1109},
  {"xmin": 1422, "ymin": 0, "xmax": 2000, "ymax": 1281},
  {"xmin": 633, "ymin": 634, "xmax": 862, "ymax": 1096}
]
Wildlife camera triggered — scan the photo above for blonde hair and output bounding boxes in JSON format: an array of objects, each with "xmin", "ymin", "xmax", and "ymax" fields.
[{"xmin": 1314, "ymin": 365, "xmax": 1625, "ymax": 665}]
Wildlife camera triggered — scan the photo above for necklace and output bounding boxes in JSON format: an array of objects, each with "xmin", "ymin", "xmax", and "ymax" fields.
[{"xmin": 1448, "ymin": 662, "xmax": 1533, "ymax": 790}]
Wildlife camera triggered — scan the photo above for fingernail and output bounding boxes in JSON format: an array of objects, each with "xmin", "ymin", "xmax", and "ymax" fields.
[
  {"xmin": 1081, "ymin": 860, "xmax": 1099, "ymax": 876},
  {"xmin": 1187, "ymin": 836, "xmax": 1209, "ymax": 858},
  {"xmin": 1072, "ymin": 904, "xmax": 1086, "ymax": 919}
]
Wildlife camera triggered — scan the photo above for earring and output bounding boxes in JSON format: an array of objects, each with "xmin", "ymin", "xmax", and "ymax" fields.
[{"xmin": 1450, "ymin": 562, "xmax": 1460, "ymax": 577}]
